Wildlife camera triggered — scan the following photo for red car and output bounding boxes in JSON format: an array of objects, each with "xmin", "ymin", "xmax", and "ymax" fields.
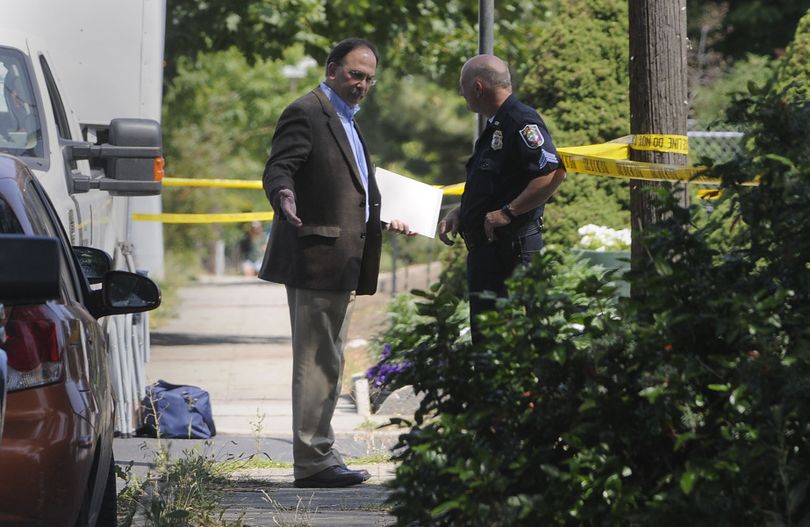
[{"xmin": 0, "ymin": 154, "xmax": 160, "ymax": 526}]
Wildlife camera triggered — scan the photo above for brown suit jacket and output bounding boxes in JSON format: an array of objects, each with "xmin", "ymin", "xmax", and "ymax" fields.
[{"xmin": 258, "ymin": 87, "xmax": 383, "ymax": 295}]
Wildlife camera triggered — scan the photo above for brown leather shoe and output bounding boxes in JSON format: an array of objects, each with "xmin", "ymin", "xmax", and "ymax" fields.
[{"xmin": 294, "ymin": 465, "xmax": 369, "ymax": 488}]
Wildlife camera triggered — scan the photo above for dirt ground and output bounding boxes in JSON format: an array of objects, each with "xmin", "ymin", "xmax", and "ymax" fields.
[{"xmin": 343, "ymin": 263, "xmax": 441, "ymax": 391}]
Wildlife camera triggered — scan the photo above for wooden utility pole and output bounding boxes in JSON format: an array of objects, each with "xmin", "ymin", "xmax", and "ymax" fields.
[{"xmin": 628, "ymin": 0, "xmax": 689, "ymax": 267}]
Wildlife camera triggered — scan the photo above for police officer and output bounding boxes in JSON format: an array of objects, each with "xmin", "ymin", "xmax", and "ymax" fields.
[{"xmin": 439, "ymin": 54, "xmax": 566, "ymax": 338}]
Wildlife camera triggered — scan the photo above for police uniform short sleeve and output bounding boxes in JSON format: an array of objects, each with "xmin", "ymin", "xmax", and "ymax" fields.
[{"xmin": 515, "ymin": 119, "xmax": 561, "ymax": 179}]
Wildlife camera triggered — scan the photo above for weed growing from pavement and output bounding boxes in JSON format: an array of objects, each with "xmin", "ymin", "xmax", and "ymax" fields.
[
  {"xmin": 260, "ymin": 490, "xmax": 316, "ymax": 527},
  {"xmin": 210, "ymin": 408, "xmax": 295, "ymax": 474},
  {"xmin": 250, "ymin": 408, "xmax": 267, "ymax": 456},
  {"xmin": 350, "ymin": 419, "xmax": 404, "ymax": 467},
  {"xmin": 354, "ymin": 417, "xmax": 384, "ymax": 431},
  {"xmin": 117, "ymin": 441, "xmax": 245, "ymax": 527}
]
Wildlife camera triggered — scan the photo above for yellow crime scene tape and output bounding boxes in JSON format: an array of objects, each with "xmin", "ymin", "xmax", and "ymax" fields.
[
  {"xmin": 629, "ymin": 133, "xmax": 689, "ymax": 155},
  {"xmin": 162, "ymin": 177, "xmax": 263, "ymax": 190},
  {"xmin": 133, "ymin": 211, "xmax": 277, "ymax": 223},
  {"xmin": 136, "ymin": 134, "xmax": 730, "ymax": 223},
  {"xmin": 557, "ymin": 134, "xmax": 719, "ymax": 184}
]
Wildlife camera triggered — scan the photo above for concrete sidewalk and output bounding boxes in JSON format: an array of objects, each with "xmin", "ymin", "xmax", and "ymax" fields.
[
  {"xmin": 114, "ymin": 275, "xmax": 409, "ymax": 525},
  {"xmin": 116, "ymin": 274, "xmax": 405, "ymax": 447}
]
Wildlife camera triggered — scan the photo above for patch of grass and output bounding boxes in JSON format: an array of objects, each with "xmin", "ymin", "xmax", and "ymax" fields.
[
  {"xmin": 218, "ymin": 455, "xmax": 293, "ymax": 473},
  {"xmin": 345, "ymin": 453, "xmax": 393, "ymax": 465}
]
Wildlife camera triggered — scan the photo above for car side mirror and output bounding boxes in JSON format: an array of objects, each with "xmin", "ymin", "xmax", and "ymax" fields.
[
  {"xmin": 87, "ymin": 270, "xmax": 161, "ymax": 318},
  {"xmin": 73, "ymin": 246, "xmax": 112, "ymax": 284}
]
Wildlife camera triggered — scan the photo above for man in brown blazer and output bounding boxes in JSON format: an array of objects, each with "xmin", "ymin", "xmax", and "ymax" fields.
[{"xmin": 260, "ymin": 38, "xmax": 412, "ymax": 488}]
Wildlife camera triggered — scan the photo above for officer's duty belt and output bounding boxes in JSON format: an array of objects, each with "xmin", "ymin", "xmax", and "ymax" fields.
[{"xmin": 461, "ymin": 217, "xmax": 543, "ymax": 251}]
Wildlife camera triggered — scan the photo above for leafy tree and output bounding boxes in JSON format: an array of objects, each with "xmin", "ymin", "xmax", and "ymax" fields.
[
  {"xmin": 775, "ymin": 10, "xmax": 810, "ymax": 102},
  {"xmin": 165, "ymin": 0, "xmax": 554, "ymax": 84},
  {"xmin": 161, "ymin": 46, "xmax": 320, "ymax": 258},
  {"xmin": 689, "ymin": 53, "xmax": 774, "ymax": 127},
  {"xmin": 359, "ymin": 75, "xmax": 471, "ymax": 185},
  {"xmin": 687, "ymin": 0, "xmax": 810, "ymax": 59},
  {"xmin": 165, "ymin": 0, "xmax": 331, "ymax": 80},
  {"xmin": 519, "ymin": 0, "xmax": 629, "ymax": 148},
  {"xmin": 518, "ymin": 0, "xmax": 630, "ymax": 247}
]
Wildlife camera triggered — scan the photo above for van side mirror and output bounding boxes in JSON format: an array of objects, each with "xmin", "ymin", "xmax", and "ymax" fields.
[
  {"xmin": 68, "ymin": 118, "xmax": 164, "ymax": 196},
  {"xmin": 107, "ymin": 119, "xmax": 162, "ymax": 188}
]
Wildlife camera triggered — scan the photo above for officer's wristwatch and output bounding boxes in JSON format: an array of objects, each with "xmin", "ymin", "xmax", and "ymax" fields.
[{"xmin": 501, "ymin": 203, "xmax": 517, "ymax": 221}]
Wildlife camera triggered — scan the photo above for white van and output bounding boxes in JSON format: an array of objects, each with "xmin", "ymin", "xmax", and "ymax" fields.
[{"xmin": 1, "ymin": 0, "xmax": 167, "ymax": 434}]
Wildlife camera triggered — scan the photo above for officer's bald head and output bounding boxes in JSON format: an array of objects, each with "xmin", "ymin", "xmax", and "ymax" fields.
[
  {"xmin": 461, "ymin": 55, "xmax": 512, "ymax": 90},
  {"xmin": 459, "ymin": 54, "xmax": 512, "ymax": 116}
]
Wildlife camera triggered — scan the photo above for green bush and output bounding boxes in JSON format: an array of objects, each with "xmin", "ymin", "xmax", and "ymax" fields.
[
  {"xmin": 518, "ymin": 0, "xmax": 631, "ymax": 248},
  {"xmin": 386, "ymin": 73, "xmax": 810, "ymax": 525},
  {"xmin": 368, "ymin": 241, "xmax": 469, "ymax": 392}
]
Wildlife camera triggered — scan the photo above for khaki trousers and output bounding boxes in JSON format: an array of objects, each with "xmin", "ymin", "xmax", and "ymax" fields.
[{"xmin": 285, "ymin": 286, "xmax": 355, "ymax": 479}]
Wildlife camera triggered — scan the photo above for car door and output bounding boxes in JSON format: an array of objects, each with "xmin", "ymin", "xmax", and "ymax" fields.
[{"xmin": 19, "ymin": 175, "xmax": 106, "ymax": 433}]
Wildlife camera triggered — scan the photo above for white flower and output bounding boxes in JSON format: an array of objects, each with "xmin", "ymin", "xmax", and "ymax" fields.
[{"xmin": 577, "ymin": 224, "xmax": 631, "ymax": 251}]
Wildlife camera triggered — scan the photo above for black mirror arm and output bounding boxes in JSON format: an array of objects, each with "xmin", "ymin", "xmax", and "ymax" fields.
[{"xmin": 67, "ymin": 142, "xmax": 161, "ymax": 161}]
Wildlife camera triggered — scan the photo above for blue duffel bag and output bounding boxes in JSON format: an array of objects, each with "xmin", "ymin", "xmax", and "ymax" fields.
[{"xmin": 139, "ymin": 380, "xmax": 216, "ymax": 439}]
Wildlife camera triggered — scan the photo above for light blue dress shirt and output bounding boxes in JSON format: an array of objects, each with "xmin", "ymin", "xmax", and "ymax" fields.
[{"xmin": 320, "ymin": 82, "xmax": 370, "ymax": 222}]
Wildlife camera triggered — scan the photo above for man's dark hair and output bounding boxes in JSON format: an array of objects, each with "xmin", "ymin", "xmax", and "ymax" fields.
[{"xmin": 325, "ymin": 38, "xmax": 380, "ymax": 75}]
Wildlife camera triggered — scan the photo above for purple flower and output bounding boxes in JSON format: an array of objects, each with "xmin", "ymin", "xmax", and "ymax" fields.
[{"xmin": 366, "ymin": 343, "xmax": 411, "ymax": 388}]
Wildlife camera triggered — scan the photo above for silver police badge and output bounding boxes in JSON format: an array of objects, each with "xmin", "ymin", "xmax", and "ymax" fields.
[{"xmin": 491, "ymin": 130, "xmax": 503, "ymax": 150}]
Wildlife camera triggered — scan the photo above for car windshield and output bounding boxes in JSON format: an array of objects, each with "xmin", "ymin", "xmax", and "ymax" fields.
[{"xmin": 0, "ymin": 49, "xmax": 44, "ymax": 159}]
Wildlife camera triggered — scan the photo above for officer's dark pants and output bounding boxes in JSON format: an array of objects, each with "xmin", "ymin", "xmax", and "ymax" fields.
[{"xmin": 467, "ymin": 221, "xmax": 543, "ymax": 341}]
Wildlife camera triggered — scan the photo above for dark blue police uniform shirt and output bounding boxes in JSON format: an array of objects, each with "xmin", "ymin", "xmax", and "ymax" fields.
[{"xmin": 459, "ymin": 94, "xmax": 562, "ymax": 231}]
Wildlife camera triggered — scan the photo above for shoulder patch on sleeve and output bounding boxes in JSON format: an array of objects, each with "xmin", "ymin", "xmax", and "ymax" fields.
[{"xmin": 519, "ymin": 124, "xmax": 544, "ymax": 149}]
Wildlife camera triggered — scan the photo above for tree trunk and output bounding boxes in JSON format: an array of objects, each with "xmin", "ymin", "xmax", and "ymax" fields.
[{"xmin": 629, "ymin": 0, "xmax": 689, "ymax": 271}]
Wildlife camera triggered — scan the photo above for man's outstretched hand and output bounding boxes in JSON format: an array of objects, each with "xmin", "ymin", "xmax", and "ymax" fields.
[{"xmin": 278, "ymin": 188, "xmax": 302, "ymax": 227}]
